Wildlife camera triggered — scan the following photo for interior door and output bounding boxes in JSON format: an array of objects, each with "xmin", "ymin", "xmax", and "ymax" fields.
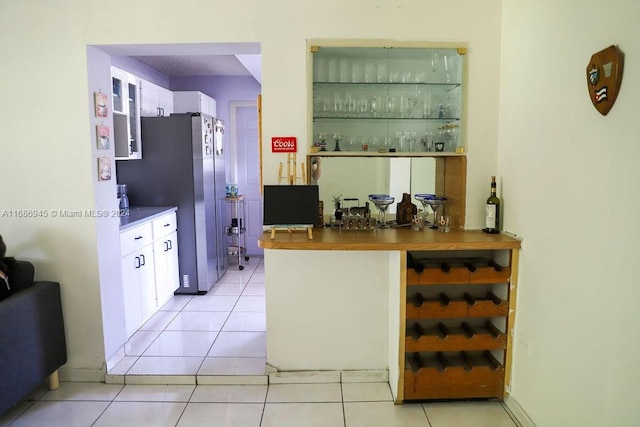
[{"xmin": 233, "ymin": 103, "xmax": 262, "ymax": 256}]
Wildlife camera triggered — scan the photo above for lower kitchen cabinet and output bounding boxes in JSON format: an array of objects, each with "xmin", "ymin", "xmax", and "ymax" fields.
[
  {"xmin": 120, "ymin": 210, "xmax": 179, "ymax": 338},
  {"xmin": 152, "ymin": 226, "xmax": 179, "ymax": 307},
  {"xmin": 120, "ymin": 222, "xmax": 156, "ymax": 338}
]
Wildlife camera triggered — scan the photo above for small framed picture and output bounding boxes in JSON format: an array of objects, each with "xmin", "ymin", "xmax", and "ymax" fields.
[
  {"xmin": 96, "ymin": 125, "xmax": 110, "ymax": 150},
  {"xmin": 94, "ymin": 92, "xmax": 108, "ymax": 117},
  {"xmin": 98, "ymin": 157, "xmax": 112, "ymax": 181}
]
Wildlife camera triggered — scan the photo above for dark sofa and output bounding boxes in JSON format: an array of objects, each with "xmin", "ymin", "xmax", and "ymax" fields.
[{"xmin": 0, "ymin": 260, "xmax": 67, "ymax": 415}]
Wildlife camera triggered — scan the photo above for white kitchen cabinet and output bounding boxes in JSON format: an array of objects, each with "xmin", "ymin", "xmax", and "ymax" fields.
[
  {"xmin": 112, "ymin": 66, "xmax": 142, "ymax": 160},
  {"xmin": 173, "ymin": 91, "xmax": 217, "ymax": 117},
  {"xmin": 119, "ymin": 222, "xmax": 155, "ymax": 338},
  {"xmin": 140, "ymin": 79, "xmax": 174, "ymax": 117},
  {"xmin": 151, "ymin": 212, "xmax": 179, "ymax": 307}
]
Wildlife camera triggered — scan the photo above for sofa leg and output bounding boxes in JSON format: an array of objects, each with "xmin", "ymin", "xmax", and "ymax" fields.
[{"xmin": 49, "ymin": 371, "xmax": 60, "ymax": 390}]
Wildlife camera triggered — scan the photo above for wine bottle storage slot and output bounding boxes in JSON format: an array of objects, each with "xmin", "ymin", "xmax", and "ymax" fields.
[
  {"xmin": 406, "ymin": 321, "xmax": 506, "ymax": 352},
  {"xmin": 407, "ymin": 292, "xmax": 508, "ymax": 319},
  {"xmin": 403, "ymin": 351, "xmax": 505, "ymax": 400},
  {"xmin": 406, "ymin": 257, "xmax": 510, "ymax": 286}
]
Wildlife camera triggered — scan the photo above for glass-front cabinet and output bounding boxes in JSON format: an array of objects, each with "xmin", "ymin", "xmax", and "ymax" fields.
[{"xmin": 311, "ymin": 45, "xmax": 466, "ymax": 154}]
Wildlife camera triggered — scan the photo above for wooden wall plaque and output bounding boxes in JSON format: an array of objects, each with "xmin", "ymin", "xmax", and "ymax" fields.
[{"xmin": 586, "ymin": 45, "xmax": 624, "ymax": 116}]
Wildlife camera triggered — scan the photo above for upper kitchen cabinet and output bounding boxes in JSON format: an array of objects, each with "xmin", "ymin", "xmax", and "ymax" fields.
[
  {"xmin": 112, "ymin": 66, "xmax": 142, "ymax": 160},
  {"xmin": 310, "ymin": 44, "xmax": 467, "ymax": 154},
  {"xmin": 173, "ymin": 91, "xmax": 217, "ymax": 117},
  {"xmin": 140, "ymin": 80, "xmax": 174, "ymax": 117}
]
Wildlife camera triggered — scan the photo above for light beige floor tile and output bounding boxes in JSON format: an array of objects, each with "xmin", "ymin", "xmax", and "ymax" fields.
[
  {"xmin": 165, "ymin": 311, "xmax": 229, "ymax": 331},
  {"xmin": 159, "ymin": 295, "xmax": 193, "ymax": 311},
  {"xmin": 208, "ymin": 331, "xmax": 266, "ymax": 357},
  {"xmin": 177, "ymin": 403, "xmax": 263, "ymax": 427},
  {"xmin": 197, "ymin": 375, "xmax": 268, "ymax": 385},
  {"xmin": 190, "ymin": 385, "xmax": 267, "ymax": 402},
  {"xmin": 139, "ymin": 309, "xmax": 179, "ymax": 330},
  {"xmin": 93, "ymin": 401, "xmax": 186, "ymax": 427},
  {"xmin": 39, "ymin": 382, "xmax": 123, "ymax": 401},
  {"xmin": 115, "ymin": 384, "xmax": 195, "ymax": 402},
  {"xmin": 247, "ymin": 272, "xmax": 265, "ymax": 284},
  {"xmin": 0, "ymin": 401, "xmax": 33, "ymax": 427},
  {"xmin": 124, "ymin": 329, "xmax": 162, "ymax": 356},
  {"xmin": 222, "ymin": 312, "xmax": 266, "ymax": 332},
  {"xmin": 108, "ymin": 356, "xmax": 138, "ymax": 375},
  {"xmin": 142, "ymin": 330, "xmax": 218, "ymax": 356},
  {"xmin": 242, "ymin": 282, "xmax": 266, "ymax": 296},
  {"xmin": 183, "ymin": 295, "xmax": 239, "ymax": 312},
  {"xmin": 341, "ymin": 370, "xmax": 389, "ymax": 383},
  {"xmin": 423, "ymin": 401, "xmax": 517, "ymax": 427},
  {"xmin": 262, "ymin": 402, "xmax": 344, "ymax": 427},
  {"xmin": 127, "ymin": 356, "xmax": 203, "ymax": 375},
  {"xmin": 8, "ymin": 401, "xmax": 109, "ymax": 427},
  {"xmin": 125, "ymin": 375, "xmax": 196, "ymax": 385},
  {"xmin": 234, "ymin": 295, "xmax": 265, "ymax": 312},
  {"xmin": 268, "ymin": 370, "xmax": 341, "ymax": 384},
  {"xmin": 342, "ymin": 382, "xmax": 392, "ymax": 402},
  {"xmin": 344, "ymin": 401, "xmax": 429, "ymax": 427},
  {"xmin": 266, "ymin": 383, "xmax": 342, "ymax": 403},
  {"xmin": 198, "ymin": 357, "xmax": 266, "ymax": 375},
  {"xmin": 209, "ymin": 281, "xmax": 247, "ymax": 295}
]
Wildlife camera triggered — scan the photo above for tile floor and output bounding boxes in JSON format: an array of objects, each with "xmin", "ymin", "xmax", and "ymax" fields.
[
  {"xmin": 0, "ymin": 381, "xmax": 519, "ymax": 426},
  {"xmin": 107, "ymin": 257, "xmax": 268, "ymax": 383},
  {"xmin": 0, "ymin": 256, "xmax": 520, "ymax": 426}
]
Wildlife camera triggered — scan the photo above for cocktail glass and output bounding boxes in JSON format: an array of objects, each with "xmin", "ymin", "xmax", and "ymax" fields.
[
  {"xmin": 414, "ymin": 194, "xmax": 447, "ymax": 229},
  {"xmin": 368, "ymin": 194, "xmax": 395, "ymax": 229}
]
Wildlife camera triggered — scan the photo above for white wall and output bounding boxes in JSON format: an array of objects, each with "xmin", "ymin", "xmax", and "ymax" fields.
[
  {"xmin": 0, "ymin": 0, "xmax": 502, "ymax": 384},
  {"xmin": 500, "ymin": 0, "xmax": 640, "ymax": 425}
]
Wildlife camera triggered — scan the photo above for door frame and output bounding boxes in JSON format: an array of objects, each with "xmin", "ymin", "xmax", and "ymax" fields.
[{"xmin": 229, "ymin": 100, "xmax": 258, "ymax": 185}]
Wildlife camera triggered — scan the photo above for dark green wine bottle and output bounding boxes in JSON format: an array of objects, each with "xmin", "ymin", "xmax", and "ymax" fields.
[{"xmin": 484, "ymin": 176, "xmax": 501, "ymax": 234}]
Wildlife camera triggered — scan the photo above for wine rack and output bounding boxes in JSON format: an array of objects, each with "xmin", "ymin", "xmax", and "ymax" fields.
[{"xmin": 401, "ymin": 252, "xmax": 514, "ymax": 401}]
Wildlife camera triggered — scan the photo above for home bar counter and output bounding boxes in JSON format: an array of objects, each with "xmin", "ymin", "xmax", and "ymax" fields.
[{"xmin": 258, "ymin": 228, "xmax": 521, "ymax": 403}]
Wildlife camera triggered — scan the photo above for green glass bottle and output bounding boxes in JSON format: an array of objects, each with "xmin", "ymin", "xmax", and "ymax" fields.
[{"xmin": 484, "ymin": 176, "xmax": 501, "ymax": 234}]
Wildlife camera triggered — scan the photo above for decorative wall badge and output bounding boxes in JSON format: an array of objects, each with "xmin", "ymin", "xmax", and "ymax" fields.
[{"xmin": 586, "ymin": 45, "xmax": 624, "ymax": 116}]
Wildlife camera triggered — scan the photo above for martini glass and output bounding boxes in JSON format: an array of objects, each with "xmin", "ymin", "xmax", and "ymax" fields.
[
  {"xmin": 414, "ymin": 194, "xmax": 436, "ymax": 228},
  {"xmin": 426, "ymin": 196, "xmax": 447, "ymax": 229},
  {"xmin": 368, "ymin": 194, "xmax": 395, "ymax": 229},
  {"xmin": 414, "ymin": 194, "xmax": 447, "ymax": 229}
]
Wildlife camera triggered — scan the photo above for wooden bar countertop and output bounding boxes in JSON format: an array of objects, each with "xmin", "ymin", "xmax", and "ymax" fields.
[{"xmin": 258, "ymin": 227, "xmax": 521, "ymax": 251}]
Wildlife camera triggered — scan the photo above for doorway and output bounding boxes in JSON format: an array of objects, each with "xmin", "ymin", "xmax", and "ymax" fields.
[{"xmin": 229, "ymin": 101, "xmax": 263, "ymax": 256}]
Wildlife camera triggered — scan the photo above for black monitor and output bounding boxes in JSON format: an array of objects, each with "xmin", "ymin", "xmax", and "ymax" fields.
[{"xmin": 263, "ymin": 185, "xmax": 319, "ymax": 226}]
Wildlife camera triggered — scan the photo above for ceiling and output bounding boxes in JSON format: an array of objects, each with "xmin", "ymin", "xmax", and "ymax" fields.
[{"xmin": 99, "ymin": 43, "xmax": 262, "ymax": 83}]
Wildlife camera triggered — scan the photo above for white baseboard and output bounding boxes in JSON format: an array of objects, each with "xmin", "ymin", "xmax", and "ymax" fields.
[
  {"xmin": 58, "ymin": 366, "xmax": 106, "ymax": 383},
  {"xmin": 503, "ymin": 395, "xmax": 536, "ymax": 427}
]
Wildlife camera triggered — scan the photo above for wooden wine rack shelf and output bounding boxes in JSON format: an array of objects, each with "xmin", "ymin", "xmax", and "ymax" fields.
[
  {"xmin": 406, "ymin": 321, "xmax": 507, "ymax": 352},
  {"xmin": 404, "ymin": 351, "xmax": 505, "ymax": 400},
  {"xmin": 400, "ymin": 252, "xmax": 517, "ymax": 402}
]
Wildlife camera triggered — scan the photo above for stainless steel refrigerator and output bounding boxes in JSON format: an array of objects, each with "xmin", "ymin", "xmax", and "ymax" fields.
[{"xmin": 116, "ymin": 113, "xmax": 227, "ymax": 294}]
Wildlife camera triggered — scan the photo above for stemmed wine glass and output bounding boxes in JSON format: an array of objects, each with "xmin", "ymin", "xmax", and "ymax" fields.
[
  {"xmin": 414, "ymin": 194, "xmax": 447, "ymax": 229},
  {"xmin": 368, "ymin": 194, "xmax": 395, "ymax": 229}
]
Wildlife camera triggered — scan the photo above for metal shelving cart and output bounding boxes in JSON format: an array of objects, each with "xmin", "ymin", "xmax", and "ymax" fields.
[{"xmin": 224, "ymin": 195, "xmax": 250, "ymax": 270}]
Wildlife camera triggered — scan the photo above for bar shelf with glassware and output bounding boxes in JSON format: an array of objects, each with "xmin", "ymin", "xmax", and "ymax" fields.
[{"xmin": 311, "ymin": 45, "xmax": 465, "ymax": 153}]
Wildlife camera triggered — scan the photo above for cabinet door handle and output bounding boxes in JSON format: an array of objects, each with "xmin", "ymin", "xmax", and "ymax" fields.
[
  {"xmin": 164, "ymin": 241, "xmax": 169, "ymax": 252},
  {"xmin": 167, "ymin": 239, "xmax": 172, "ymax": 250},
  {"xmin": 134, "ymin": 236, "xmax": 143, "ymax": 240},
  {"xmin": 164, "ymin": 223, "xmax": 171, "ymax": 228},
  {"xmin": 134, "ymin": 256, "xmax": 141, "ymax": 269},
  {"xmin": 139, "ymin": 254, "xmax": 145, "ymax": 266}
]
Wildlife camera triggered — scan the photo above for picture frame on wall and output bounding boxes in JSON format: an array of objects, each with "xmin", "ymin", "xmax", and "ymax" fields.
[
  {"xmin": 96, "ymin": 124, "xmax": 110, "ymax": 150},
  {"xmin": 98, "ymin": 156, "xmax": 112, "ymax": 181},
  {"xmin": 94, "ymin": 91, "xmax": 108, "ymax": 117}
]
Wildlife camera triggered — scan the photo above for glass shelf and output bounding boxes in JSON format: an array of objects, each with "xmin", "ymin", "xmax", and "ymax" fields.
[{"xmin": 311, "ymin": 46, "xmax": 465, "ymax": 154}]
